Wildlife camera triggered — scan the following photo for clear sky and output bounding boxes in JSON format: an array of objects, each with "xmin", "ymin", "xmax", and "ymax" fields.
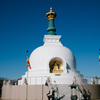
[{"xmin": 0, "ymin": 0, "xmax": 100, "ymax": 79}]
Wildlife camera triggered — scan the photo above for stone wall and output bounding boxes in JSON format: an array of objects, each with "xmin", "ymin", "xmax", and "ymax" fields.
[
  {"xmin": 81, "ymin": 84, "xmax": 100, "ymax": 99},
  {"xmin": 1, "ymin": 84, "xmax": 100, "ymax": 100},
  {"xmin": 1, "ymin": 85, "xmax": 49, "ymax": 100}
]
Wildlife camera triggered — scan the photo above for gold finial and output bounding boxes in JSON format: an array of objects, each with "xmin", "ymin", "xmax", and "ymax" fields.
[
  {"xmin": 46, "ymin": 7, "xmax": 57, "ymax": 20},
  {"xmin": 50, "ymin": 7, "xmax": 52, "ymax": 12}
]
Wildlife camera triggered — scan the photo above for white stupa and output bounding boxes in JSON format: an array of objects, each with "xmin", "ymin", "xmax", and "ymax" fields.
[{"xmin": 18, "ymin": 8, "xmax": 87, "ymax": 85}]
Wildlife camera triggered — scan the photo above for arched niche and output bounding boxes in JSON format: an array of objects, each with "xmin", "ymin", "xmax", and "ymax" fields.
[{"xmin": 49, "ymin": 57, "xmax": 63, "ymax": 73}]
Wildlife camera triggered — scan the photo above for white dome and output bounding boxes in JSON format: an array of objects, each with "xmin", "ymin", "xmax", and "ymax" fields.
[
  {"xmin": 30, "ymin": 45, "xmax": 76, "ymax": 71},
  {"xmin": 18, "ymin": 35, "xmax": 86, "ymax": 85}
]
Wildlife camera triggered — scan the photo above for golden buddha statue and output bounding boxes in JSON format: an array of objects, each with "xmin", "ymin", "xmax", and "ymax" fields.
[
  {"xmin": 53, "ymin": 63, "xmax": 58, "ymax": 70},
  {"xmin": 52, "ymin": 62, "xmax": 63, "ymax": 73},
  {"xmin": 49, "ymin": 60, "xmax": 63, "ymax": 73}
]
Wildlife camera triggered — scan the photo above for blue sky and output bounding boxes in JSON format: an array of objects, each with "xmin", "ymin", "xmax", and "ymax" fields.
[{"xmin": 0, "ymin": 0, "xmax": 100, "ymax": 79}]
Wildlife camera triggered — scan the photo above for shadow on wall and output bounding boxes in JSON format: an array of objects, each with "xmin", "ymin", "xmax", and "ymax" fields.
[
  {"xmin": 0, "ymin": 80, "xmax": 3, "ymax": 97},
  {"xmin": 66, "ymin": 64, "xmax": 71, "ymax": 73}
]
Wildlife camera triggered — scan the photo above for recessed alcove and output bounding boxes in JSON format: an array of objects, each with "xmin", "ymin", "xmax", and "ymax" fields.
[{"xmin": 49, "ymin": 57, "xmax": 63, "ymax": 73}]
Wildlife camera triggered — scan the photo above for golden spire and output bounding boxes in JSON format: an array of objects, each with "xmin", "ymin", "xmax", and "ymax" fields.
[{"xmin": 46, "ymin": 7, "xmax": 57, "ymax": 20}]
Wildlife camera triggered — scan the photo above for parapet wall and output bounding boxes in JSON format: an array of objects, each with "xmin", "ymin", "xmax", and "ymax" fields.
[
  {"xmin": 2, "ymin": 85, "xmax": 49, "ymax": 100},
  {"xmin": 1, "ymin": 84, "xmax": 100, "ymax": 100},
  {"xmin": 81, "ymin": 84, "xmax": 100, "ymax": 99}
]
